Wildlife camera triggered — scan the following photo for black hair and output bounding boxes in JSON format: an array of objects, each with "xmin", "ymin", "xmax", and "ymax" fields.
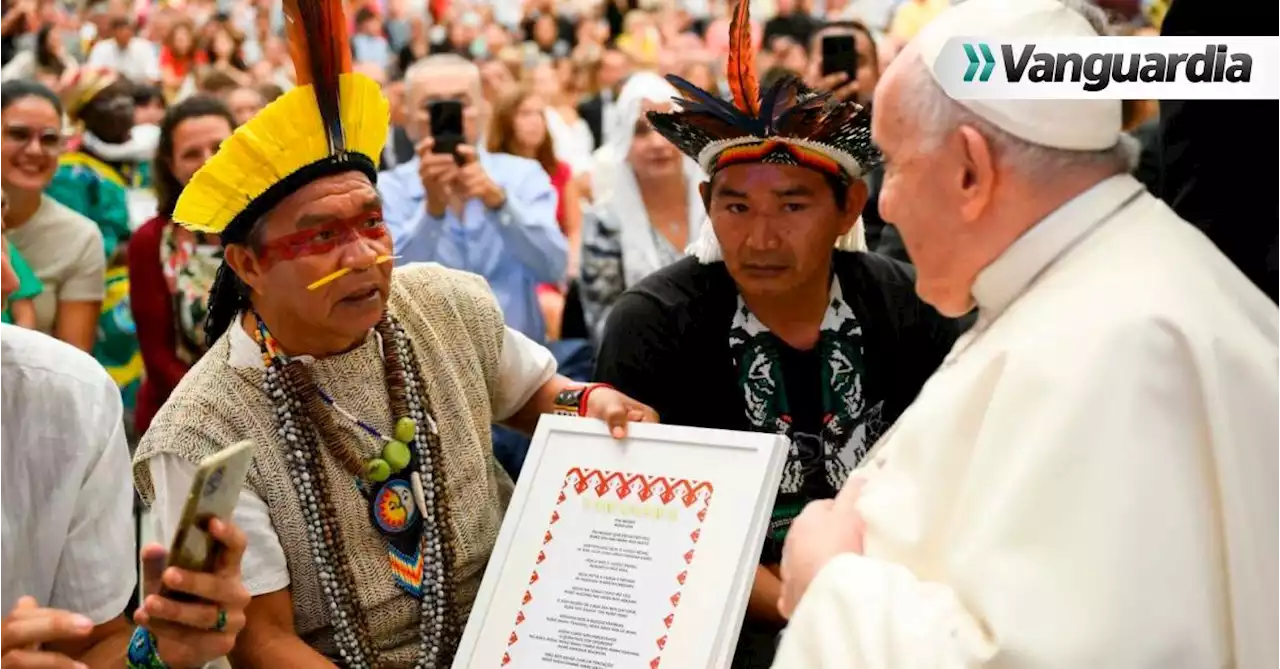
[
  {"xmin": 0, "ymin": 79, "xmax": 63, "ymax": 116},
  {"xmin": 34, "ymin": 24, "xmax": 64, "ymax": 74},
  {"xmin": 154, "ymin": 95, "xmax": 236, "ymax": 219},
  {"xmin": 202, "ymin": 221, "xmax": 266, "ymax": 348},
  {"xmin": 132, "ymin": 83, "xmax": 165, "ymax": 108}
]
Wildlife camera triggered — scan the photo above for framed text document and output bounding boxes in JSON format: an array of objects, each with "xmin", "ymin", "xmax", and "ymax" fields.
[{"xmin": 453, "ymin": 416, "xmax": 788, "ymax": 669}]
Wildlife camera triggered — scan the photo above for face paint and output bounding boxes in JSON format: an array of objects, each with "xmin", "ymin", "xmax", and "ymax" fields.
[
  {"xmin": 307, "ymin": 254, "xmax": 398, "ymax": 291},
  {"xmin": 257, "ymin": 210, "xmax": 389, "ymax": 267}
]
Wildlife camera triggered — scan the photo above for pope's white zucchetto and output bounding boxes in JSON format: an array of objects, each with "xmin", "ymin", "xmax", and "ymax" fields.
[{"xmin": 914, "ymin": 0, "xmax": 1124, "ymax": 151}]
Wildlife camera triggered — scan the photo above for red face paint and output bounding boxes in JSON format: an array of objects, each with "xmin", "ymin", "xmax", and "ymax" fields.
[{"xmin": 257, "ymin": 209, "xmax": 389, "ymax": 267}]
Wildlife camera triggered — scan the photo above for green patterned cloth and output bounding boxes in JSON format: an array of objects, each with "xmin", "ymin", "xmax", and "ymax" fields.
[
  {"xmin": 45, "ymin": 151, "xmax": 143, "ymax": 258},
  {"xmin": 1, "ymin": 239, "xmax": 43, "ymax": 324},
  {"xmin": 44, "ymin": 152, "xmax": 143, "ymax": 412}
]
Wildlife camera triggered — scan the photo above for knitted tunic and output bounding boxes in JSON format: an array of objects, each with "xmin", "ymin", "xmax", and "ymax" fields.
[{"xmin": 133, "ymin": 263, "xmax": 515, "ymax": 667}]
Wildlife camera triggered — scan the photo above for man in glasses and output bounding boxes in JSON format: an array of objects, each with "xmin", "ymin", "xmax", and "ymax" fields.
[{"xmin": 378, "ymin": 53, "xmax": 570, "ymax": 478}]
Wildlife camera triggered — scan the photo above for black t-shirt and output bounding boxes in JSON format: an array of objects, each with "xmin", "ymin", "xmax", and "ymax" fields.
[{"xmin": 594, "ymin": 252, "xmax": 965, "ymax": 561}]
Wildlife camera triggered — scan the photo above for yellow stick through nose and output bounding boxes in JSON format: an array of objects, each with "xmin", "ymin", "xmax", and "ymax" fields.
[{"xmin": 306, "ymin": 255, "xmax": 399, "ymax": 291}]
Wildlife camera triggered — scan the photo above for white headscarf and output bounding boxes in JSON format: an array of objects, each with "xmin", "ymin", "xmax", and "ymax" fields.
[{"xmin": 592, "ymin": 72, "xmax": 708, "ymax": 288}]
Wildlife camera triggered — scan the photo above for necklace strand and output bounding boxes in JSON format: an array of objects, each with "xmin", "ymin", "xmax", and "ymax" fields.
[{"xmin": 257, "ymin": 313, "xmax": 460, "ymax": 667}]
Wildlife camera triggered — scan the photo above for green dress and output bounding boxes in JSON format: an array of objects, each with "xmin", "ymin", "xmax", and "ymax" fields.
[
  {"xmin": 1, "ymin": 241, "xmax": 44, "ymax": 324},
  {"xmin": 44, "ymin": 151, "xmax": 145, "ymax": 413}
]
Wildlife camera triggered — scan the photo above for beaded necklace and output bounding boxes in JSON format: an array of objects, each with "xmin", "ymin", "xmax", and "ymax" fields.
[{"xmin": 253, "ymin": 311, "xmax": 462, "ymax": 668}]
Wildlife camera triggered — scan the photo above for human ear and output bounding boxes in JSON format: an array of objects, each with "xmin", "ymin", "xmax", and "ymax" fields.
[
  {"xmin": 223, "ymin": 243, "xmax": 267, "ymax": 296},
  {"xmin": 698, "ymin": 181, "xmax": 711, "ymax": 212},
  {"xmin": 836, "ymin": 179, "xmax": 869, "ymax": 236},
  {"xmin": 955, "ymin": 124, "xmax": 995, "ymax": 223}
]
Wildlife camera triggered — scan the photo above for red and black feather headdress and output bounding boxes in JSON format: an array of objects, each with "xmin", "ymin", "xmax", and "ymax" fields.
[{"xmin": 647, "ymin": 0, "xmax": 880, "ymax": 182}]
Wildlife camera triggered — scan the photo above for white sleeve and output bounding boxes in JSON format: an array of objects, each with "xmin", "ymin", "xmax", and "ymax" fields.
[
  {"xmin": 490, "ymin": 326, "xmax": 558, "ymax": 422},
  {"xmin": 48, "ymin": 377, "xmax": 135, "ymax": 624},
  {"xmin": 85, "ymin": 41, "xmax": 110, "ymax": 68},
  {"xmin": 148, "ymin": 454, "xmax": 291, "ymax": 597},
  {"xmin": 775, "ymin": 320, "xmax": 1235, "ymax": 668},
  {"xmin": 140, "ymin": 41, "xmax": 161, "ymax": 81}
]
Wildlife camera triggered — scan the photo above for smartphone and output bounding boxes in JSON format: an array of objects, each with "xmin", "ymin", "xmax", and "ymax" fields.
[
  {"xmin": 165, "ymin": 440, "xmax": 256, "ymax": 590},
  {"xmin": 427, "ymin": 99, "xmax": 464, "ymax": 156},
  {"xmin": 821, "ymin": 33, "xmax": 859, "ymax": 81}
]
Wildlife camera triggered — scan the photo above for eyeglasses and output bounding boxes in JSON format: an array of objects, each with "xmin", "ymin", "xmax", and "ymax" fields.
[{"xmin": 3, "ymin": 125, "xmax": 65, "ymax": 154}]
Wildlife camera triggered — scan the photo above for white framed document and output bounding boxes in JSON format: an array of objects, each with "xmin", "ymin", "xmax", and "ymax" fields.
[{"xmin": 453, "ymin": 415, "xmax": 788, "ymax": 669}]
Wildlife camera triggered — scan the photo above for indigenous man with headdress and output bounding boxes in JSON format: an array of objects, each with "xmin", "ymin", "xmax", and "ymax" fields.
[
  {"xmin": 773, "ymin": 1, "xmax": 1277, "ymax": 667},
  {"xmin": 591, "ymin": 1, "xmax": 962, "ymax": 666},
  {"xmin": 132, "ymin": 1, "xmax": 657, "ymax": 666}
]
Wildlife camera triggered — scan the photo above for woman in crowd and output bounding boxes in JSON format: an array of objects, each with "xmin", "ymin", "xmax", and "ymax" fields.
[
  {"xmin": 0, "ymin": 23, "xmax": 75, "ymax": 86},
  {"xmin": 488, "ymin": 83, "xmax": 584, "ymax": 340},
  {"xmin": 129, "ymin": 95, "xmax": 234, "ymax": 435},
  {"xmin": 159, "ymin": 20, "xmax": 204, "ymax": 99},
  {"xmin": 528, "ymin": 58, "xmax": 594, "ymax": 176},
  {"xmin": 200, "ymin": 22, "xmax": 253, "ymax": 87},
  {"xmin": 579, "ymin": 72, "xmax": 703, "ymax": 340},
  {"xmin": 0, "ymin": 80, "xmax": 104, "ymax": 352}
]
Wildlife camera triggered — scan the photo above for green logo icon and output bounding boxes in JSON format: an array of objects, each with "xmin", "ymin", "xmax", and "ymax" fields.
[{"xmin": 963, "ymin": 43, "xmax": 996, "ymax": 82}]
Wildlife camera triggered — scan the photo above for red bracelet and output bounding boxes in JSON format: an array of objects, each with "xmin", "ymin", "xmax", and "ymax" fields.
[{"xmin": 577, "ymin": 383, "xmax": 613, "ymax": 418}]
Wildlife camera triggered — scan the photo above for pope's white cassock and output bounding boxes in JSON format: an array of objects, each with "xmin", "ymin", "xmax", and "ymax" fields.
[{"xmin": 771, "ymin": 2, "xmax": 1279, "ymax": 667}]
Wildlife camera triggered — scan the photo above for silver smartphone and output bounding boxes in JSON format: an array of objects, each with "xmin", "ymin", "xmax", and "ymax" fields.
[{"xmin": 165, "ymin": 440, "xmax": 256, "ymax": 583}]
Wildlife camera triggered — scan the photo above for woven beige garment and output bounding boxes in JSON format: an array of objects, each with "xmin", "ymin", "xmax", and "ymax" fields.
[{"xmin": 134, "ymin": 263, "xmax": 516, "ymax": 668}]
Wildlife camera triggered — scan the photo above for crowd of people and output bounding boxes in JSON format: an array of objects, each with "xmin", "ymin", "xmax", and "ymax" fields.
[{"xmin": 2, "ymin": 0, "xmax": 1278, "ymax": 666}]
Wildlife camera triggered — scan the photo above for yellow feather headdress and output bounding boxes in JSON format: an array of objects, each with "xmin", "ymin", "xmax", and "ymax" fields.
[{"xmin": 172, "ymin": 0, "xmax": 389, "ymax": 239}]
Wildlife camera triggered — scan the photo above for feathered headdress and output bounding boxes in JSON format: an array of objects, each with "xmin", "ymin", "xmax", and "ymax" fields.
[
  {"xmin": 648, "ymin": 0, "xmax": 880, "ymax": 183},
  {"xmin": 172, "ymin": 0, "xmax": 389, "ymax": 241}
]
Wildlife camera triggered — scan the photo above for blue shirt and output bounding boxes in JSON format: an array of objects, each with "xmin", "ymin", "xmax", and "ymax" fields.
[{"xmin": 378, "ymin": 151, "xmax": 568, "ymax": 343}]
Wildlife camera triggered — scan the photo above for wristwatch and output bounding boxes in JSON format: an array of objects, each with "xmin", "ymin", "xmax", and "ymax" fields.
[{"xmin": 552, "ymin": 383, "xmax": 611, "ymax": 417}]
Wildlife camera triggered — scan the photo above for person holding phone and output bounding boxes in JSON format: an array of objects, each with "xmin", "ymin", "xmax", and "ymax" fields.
[
  {"xmin": 806, "ymin": 21, "xmax": 880, "ymax": 109},
  {"xmin": 378, "ymin": 53, "xmax": 574, "ymax": 479},
  {"xmin": 379, "ymin": 53, "xmax": 568, "ymax": 348},
  {"xmin": 132, "ymin": 3, "xmax": 656, "ymax": 666},
  {"xmin": 2, "ymin": 236, "xmax": 250, "ymax": 668}
]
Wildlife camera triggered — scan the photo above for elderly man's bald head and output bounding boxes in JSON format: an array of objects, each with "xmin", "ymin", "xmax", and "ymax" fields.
[
  {"xmin": 402, "ymin": 55, "xmax": 486, "ymax": 145},
  {"xmin": 872, "ymin": 20, "xmax": 1139, "ymax": 316}
]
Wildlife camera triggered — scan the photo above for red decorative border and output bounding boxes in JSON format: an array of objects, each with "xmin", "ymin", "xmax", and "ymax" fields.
[{"xmin": 501, "ymin": 468, "xmax": 714, "ymax": 668}]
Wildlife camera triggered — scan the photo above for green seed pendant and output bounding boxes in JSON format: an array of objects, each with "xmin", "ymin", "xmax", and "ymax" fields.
[{"xmin": 362, "ymin": 418, "xmax": 419, "ymax": 482}]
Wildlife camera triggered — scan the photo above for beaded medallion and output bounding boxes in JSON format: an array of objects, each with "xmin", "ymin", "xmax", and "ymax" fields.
[{"xmin": 254, "ymin": 312, "xmax": 462, "ymax": 668}]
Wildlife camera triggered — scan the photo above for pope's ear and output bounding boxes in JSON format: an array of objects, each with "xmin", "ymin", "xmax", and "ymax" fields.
[{"xmin": 223, "ymin": 244, "xmax": 265, "ymax": 295}]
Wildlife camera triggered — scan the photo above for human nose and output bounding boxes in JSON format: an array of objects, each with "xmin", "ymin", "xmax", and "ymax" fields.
[
  {"xmin": 338, "ymin": 227, "xmax": 384, "ymax": 269},
  {"xmin": 742, "ymin": 215, "xmax": 781, "ymax": 251}
]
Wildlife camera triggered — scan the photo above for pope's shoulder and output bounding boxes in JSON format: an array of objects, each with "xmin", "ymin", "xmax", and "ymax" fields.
[{"xmin": 1000, "ymin": 193, "xmax": 1278, "ymax": 364}]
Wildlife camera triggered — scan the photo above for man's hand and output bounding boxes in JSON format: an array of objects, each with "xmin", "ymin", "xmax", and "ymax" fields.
[
  {"xmin": 453, "ymin": 145, "xmax": 506, "ymax": 210},
  {"xmin": 806, "ymin": 69, "xmax": 862, "ymax": 103},
  {"xmin": 1, "ymin": 597, "xmax": 94, "ymax": 668},
  {"xmin": 777, "ymin": 479, "xmax": 867, "ymax": 619},
  {"xmin": 583, "ymin": 386, "xmax": 659, "ymax": 439},
  {"xmin": 134, "ymin": 518, "xmax": 252, "ymax": 668},
  {"xmin": 416, "ymin": 137, "xmax": 458, "ymax": 218}
]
